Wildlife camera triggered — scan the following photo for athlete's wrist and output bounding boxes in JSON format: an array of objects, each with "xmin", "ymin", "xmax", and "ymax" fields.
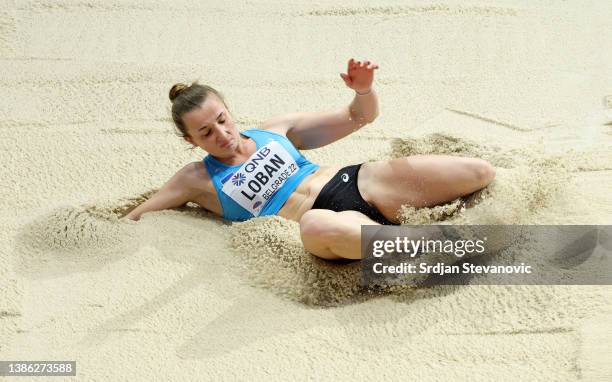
[{"xmin": 355, "ymin": 88, "xmax": 372, "ymax": 96}]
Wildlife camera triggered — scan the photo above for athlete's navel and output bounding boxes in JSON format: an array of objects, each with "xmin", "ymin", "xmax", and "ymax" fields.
[{"xmin": 277, "ymin": 165, "xmax": 341, "ymax": 222}]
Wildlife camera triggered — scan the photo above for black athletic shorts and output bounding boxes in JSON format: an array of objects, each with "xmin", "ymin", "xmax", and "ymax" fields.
[{"xmin": 311, "ymin": 163, "xmax": 398, "ymax": 225}]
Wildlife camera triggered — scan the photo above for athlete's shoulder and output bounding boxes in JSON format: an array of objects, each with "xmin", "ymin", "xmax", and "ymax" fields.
[
  {"xmin": 180, "ymin": 161, "xmax": 213, "ymax": 188},
  {"xmin": 256, "ymin": 114, "xmax": 294, "ymax": 139},
  {"xmin": 249, "ymin": 126, "xmax": 289, "ymax": 138}
]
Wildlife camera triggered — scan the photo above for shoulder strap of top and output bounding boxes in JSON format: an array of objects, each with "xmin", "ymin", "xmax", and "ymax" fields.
[
  {"xmin": 241, "ymin": 129, "xmax": 254, "ymax": 138},
  {"xmin": 245, "ymin": 128, "xmax": 293, "ymax": 144},
  {"xmin": 247, "ymin": 128, "xmax": 284, "ymax": 137}
]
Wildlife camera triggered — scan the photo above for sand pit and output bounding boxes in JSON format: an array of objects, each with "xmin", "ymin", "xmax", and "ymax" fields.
[{"xmin": 2, "ymin": 1, "xmax": 611, "ymax": 380}]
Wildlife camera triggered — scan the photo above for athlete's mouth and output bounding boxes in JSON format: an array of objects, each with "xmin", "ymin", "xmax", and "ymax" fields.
[{"xmin": 220, "ymin": 139, "xmax": 233, "ymax": 149}]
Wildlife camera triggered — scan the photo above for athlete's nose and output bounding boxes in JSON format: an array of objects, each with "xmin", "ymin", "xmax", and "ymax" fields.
[
  {"xmin": 217, "ymin": 132, "xmax": 233, "ymax": 148},
  {"xmin": 211, "ymin": 125, "xmax": 230, "ymax": 145}
]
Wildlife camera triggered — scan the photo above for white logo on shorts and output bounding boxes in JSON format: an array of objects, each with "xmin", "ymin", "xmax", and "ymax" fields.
[{"xmin": 341, "ymin": 173, "xmax": 349, "ymax": 183}]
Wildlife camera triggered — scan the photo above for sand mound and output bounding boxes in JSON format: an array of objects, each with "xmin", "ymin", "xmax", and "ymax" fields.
[
  {"xmin": 392, "ymin": 133, "xmax": 571, "ymax": 225},
  {"xmin": 12, "ymin": 200, "xmax": 145, "ymax": 279},
  {"xmin": 229, "ymin": 216, "xmax": 403, "ymax": 306},
  {"xmin": 17, "ymin": 204, "xmax": 128, "ymax": 252}
]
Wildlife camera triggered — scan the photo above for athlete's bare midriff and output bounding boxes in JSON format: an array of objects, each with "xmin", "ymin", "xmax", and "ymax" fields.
[
  {"xmin": 187, "ymin": 160, "xmax": 343, "ymax": 223},
  {"xmin": 274, "ymin": 165, "xmax": 343, "ymax": 221}
]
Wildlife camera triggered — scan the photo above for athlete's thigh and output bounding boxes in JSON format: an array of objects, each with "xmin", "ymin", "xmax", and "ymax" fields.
[{"xmin": 358, "ymin": 155, "xmax": 486, "ymax": 215}]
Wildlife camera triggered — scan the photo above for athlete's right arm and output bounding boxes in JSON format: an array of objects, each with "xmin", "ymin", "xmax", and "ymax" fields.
[{"xmin": 122, "ymin": 165, "xmax": 198, "ymax": 221}]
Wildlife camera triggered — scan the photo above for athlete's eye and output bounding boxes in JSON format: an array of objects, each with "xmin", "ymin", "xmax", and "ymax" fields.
[{"xmin": 219, "ymin": 119, "xmax": 226, "ymax": 124}]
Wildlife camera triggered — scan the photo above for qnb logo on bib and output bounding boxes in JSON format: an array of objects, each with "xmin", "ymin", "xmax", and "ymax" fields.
[{"xmin": 221, "ymin": 141, "xmax": 299, "ymax": 216}]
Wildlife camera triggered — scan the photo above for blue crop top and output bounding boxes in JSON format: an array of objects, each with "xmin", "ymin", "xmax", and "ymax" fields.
[{"xmin": 203, "ymin": 129, "xmax": 320, "ymax": 221}]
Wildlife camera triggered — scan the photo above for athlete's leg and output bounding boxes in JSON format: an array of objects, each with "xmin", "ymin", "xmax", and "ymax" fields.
[
  {"xmin": 299, "ymin": 209, "xmax": 380, "ymax": 261},
  {"xmin": 299, "ymin": 209, "xmax": 443, "ymax": 261},
  {"xmin": 358, "ymin": 155, "xmax": 496, "ymax": 223}
]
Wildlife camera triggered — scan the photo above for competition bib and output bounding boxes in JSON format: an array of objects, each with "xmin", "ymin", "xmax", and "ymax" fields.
[{"xmin": 221, "ymin": 141, "xmax": 299, "ymax": 216}]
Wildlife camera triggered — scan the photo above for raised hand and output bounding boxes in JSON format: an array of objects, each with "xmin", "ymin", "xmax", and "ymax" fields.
[{"xmin": 339, "ymin": 58, "xmax": 379, "ymax": 94}]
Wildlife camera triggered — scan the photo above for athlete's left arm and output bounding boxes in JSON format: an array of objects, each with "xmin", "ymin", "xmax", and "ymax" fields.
[
  {"xmin": 262, "ymin": 92, "xmax": 378, "ymax": 150},
  {"xmin": 262, "ymin": 59, "xmax": 380, "ymax": 150}
]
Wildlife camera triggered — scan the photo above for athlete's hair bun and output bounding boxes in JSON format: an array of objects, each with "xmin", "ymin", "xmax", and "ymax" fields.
[{"xmin": 169, "ymin": 83, "xmax": 189, "ymax": 102}]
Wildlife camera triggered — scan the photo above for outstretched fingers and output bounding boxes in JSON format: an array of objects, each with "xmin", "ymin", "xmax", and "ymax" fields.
[{"xmin": 348, "ymin": 58, "xmax": 379, "ymax": 71}]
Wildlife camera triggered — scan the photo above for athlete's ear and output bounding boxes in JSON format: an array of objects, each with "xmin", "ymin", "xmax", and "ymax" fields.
[{"xmin": 183, "ymin": 135, "xmax": 196, "ymax": 148}]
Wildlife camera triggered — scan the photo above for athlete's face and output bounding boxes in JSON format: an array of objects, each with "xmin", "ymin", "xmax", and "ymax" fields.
[{"xmin": 182, "ymin": 94, "xmax": 239, "ymax": 156}]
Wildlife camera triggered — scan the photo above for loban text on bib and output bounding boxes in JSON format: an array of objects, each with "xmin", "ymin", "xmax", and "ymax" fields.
[{"xmin": 221, "ymin": 141, "xmax": 299, "ymax": 216}]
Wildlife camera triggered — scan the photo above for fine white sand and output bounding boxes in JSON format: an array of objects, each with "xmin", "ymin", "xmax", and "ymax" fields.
[{"xmin": 2, "ymin": 0, "xmax": 611, "ymax": 380}]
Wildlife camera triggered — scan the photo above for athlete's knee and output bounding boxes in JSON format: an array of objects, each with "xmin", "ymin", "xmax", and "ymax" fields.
[
  {"xmin": 299, "ymin": 209, "xmax": 338, "ymax": 239},
  {"xmin": 479, "ymin": 160, "xmax": 496, "ymax": 185},
  {"xmin": 299, "ymin": 209, "xmax": 343, "ymax": 240},
  {"xmin": 299, "ymin": 210, "xmax": 351, "ymax": 259},
  {"xmin": 469, "ymin": 159, "xmax": 496, "ymax": 187}
]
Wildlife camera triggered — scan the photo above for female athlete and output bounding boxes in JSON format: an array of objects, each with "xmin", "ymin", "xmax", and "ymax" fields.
[{"xmin": 123, "ymin": 59, "xmax": 495, "ymax": 261}]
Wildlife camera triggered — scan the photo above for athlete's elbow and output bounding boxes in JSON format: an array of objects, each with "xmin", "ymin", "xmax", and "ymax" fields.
[
  {"xmin": 359, "ymin": 118, "xmax": 375, "ymax": 126},
  {"xmin": 363, "ymin": 110, "xmax": 379, "ymax": 124},
  {"xmin": 473, "ymin": 159, "xmax": 496, "ymax": 187},
  {"xmin": 369, "ymin": 111, "xmax": 380, "ymax": 123}
]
